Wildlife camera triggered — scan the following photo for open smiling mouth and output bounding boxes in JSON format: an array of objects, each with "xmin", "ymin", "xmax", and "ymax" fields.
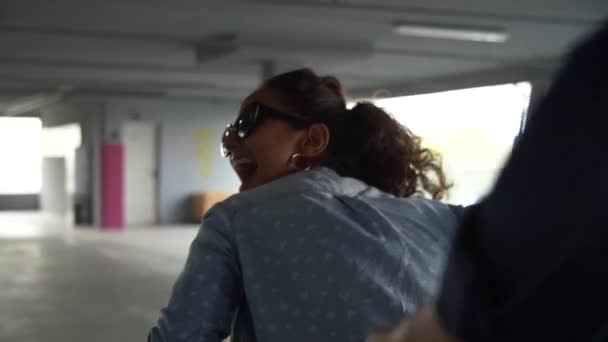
[{"xmin": 231, "ymin": 157, "xmax": 258, "ymax": 191}]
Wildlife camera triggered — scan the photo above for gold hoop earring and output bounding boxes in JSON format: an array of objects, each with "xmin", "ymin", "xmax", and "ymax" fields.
[{"xmin": 288, "ymin": 153, "xmax": 312, "ymax": 171}]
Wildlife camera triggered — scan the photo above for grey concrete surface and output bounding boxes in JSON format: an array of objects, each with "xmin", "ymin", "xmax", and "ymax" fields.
[{"xmin": 0, "ymin": 212, "xmax": 198, "ymax": 342}]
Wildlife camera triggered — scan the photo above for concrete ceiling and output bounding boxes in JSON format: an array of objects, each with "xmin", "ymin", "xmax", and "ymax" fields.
[{"xmin": 0, "ymin": 0, "xmax": 607, "ymax": 111}]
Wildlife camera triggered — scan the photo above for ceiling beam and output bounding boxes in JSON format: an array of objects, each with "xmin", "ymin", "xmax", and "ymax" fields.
[
  {"xmin": 350, "ymin": 60, "xmax": 558, "ymax": 99},
  {"xmin": 0, "ymin": 29, "xmax": 198, "ymax": 67},
  {"xmin": 0, "ymin": 59, "xmax": 258, "ymax": 89},
  {"xmin": 68, "ymin": 88, "xmax": 245, "ymax": 102},
  {"xmin": 1, "ymin": 89, "xmax": 70, "ymax": 116},
  {"xmin": 0, "ymin": 27, "xmax": 378, "ymax": 70},
  {"xmin": 258, "ymin": 0, "xmax": 604, "ymax": 25}
]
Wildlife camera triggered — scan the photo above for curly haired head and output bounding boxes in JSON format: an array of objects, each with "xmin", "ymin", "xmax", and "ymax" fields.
[{"xmin": 263, "ymin": 68, "xmax": 450, "ymax": 199}]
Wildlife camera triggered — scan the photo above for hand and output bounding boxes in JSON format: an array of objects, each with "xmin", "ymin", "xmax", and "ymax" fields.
[{"xmin": 367, "ymin": 305, "xmax": 460, "ymax": 342}]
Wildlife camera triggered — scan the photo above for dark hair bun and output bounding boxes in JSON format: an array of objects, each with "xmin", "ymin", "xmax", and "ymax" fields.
[
  {"xmin": 328, "ymin": 102, "xmax": 449, "ymax": 198},
  {"xmin": 320, "ymin": 76, "xmax": 344, "ymax": 98}
]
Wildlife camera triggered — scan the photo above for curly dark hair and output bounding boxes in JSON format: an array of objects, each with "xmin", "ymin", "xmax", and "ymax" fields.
[{"xmin": 263, "ymin": 68, "xmax": 450, "ymax": 199}]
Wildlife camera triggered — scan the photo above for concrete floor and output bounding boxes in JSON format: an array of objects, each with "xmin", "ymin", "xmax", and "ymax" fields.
[{"xmin": 0, "ymin": 212, "xmax": 198, "ymax": 342}]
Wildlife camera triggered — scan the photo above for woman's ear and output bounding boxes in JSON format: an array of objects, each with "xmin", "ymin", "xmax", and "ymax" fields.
[{"xmin": 300, "ymin": 123, "xmax": 330, "ymax": 158}]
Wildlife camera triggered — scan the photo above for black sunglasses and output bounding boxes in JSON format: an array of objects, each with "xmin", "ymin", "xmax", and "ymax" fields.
[{"xmin": 221, "ymin": 103, "xmax": 313, "ymax": 157}]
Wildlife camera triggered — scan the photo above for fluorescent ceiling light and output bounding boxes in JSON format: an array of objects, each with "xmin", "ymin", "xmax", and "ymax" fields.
[{"xmin": 393, "ymin": 23, "xmax": 508, "ymax": 43}]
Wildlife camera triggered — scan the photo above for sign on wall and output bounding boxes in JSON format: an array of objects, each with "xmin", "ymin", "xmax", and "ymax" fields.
[{"xmin": 194, "ymin": 128, "xmax": 216, "ymax": 179}]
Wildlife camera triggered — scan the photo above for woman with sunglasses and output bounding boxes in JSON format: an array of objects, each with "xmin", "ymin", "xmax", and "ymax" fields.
[{"xmin": 149, "ymin": 69, "xmax": 463, "ymax": 342}]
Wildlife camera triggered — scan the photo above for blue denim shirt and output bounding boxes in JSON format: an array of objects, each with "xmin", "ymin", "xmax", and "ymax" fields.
[{"xmin": 149, "ymin": 167, "xmax": 460, "ymax": 342}]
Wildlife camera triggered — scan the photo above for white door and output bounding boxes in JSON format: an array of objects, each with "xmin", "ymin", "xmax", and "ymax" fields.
[{"xmin": 123, "ymin": 122, "xmax": 157, "ymax": 226}]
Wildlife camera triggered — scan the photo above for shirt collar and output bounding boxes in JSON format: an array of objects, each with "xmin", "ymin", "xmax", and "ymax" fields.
[{"xmin": 233, "ymin": 167, "xmax": 376, "ymax": 205}]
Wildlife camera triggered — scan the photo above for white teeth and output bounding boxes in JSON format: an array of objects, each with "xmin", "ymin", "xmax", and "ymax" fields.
[{"xmin": 232, "ymin": 158, "xmax": 254, "ymax": 166}]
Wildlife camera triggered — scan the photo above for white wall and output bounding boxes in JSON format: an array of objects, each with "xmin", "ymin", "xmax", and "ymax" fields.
[
  {"xmin": 374, "ymin": 83, "xmax": 531, "ymax": 205},
  {"xmin": 41, "ymin": 157, "xmax": 68, "ymax": 216},
  {"xmin": 103, "ymin": 98, "xmax": 240, "ymax": 223},
  {"xmin": 0, "ymin": 117, "xmax": 42, "ymax": 194},
  {"xmin": 40, "ymin": 101, "xmax": 103, "ymax": 225}
]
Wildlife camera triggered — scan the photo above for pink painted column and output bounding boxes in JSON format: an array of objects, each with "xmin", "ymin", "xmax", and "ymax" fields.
[{"xmin": 101, "ymin": 144, "xmax": 124, "ymax": 230}]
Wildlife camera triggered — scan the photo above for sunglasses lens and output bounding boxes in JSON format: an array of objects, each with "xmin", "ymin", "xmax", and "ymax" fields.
[
  {"xmin": 222, "ymin": 125, "xmax": 234, "ymax": 141},
  {"xmin": 221, "ymin": 125, "xmax": 236, "ymax": 157},
  {"xmin": 221, "ymin": 104, "xmax": 261, "ymax": 157},
  {"xmin": 235, "ymin": 119, "xmax": 249, "ymax": 139},
  {"xmin": 240, "ymin": 105, "xmax": 259, "ymax": 133}
]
